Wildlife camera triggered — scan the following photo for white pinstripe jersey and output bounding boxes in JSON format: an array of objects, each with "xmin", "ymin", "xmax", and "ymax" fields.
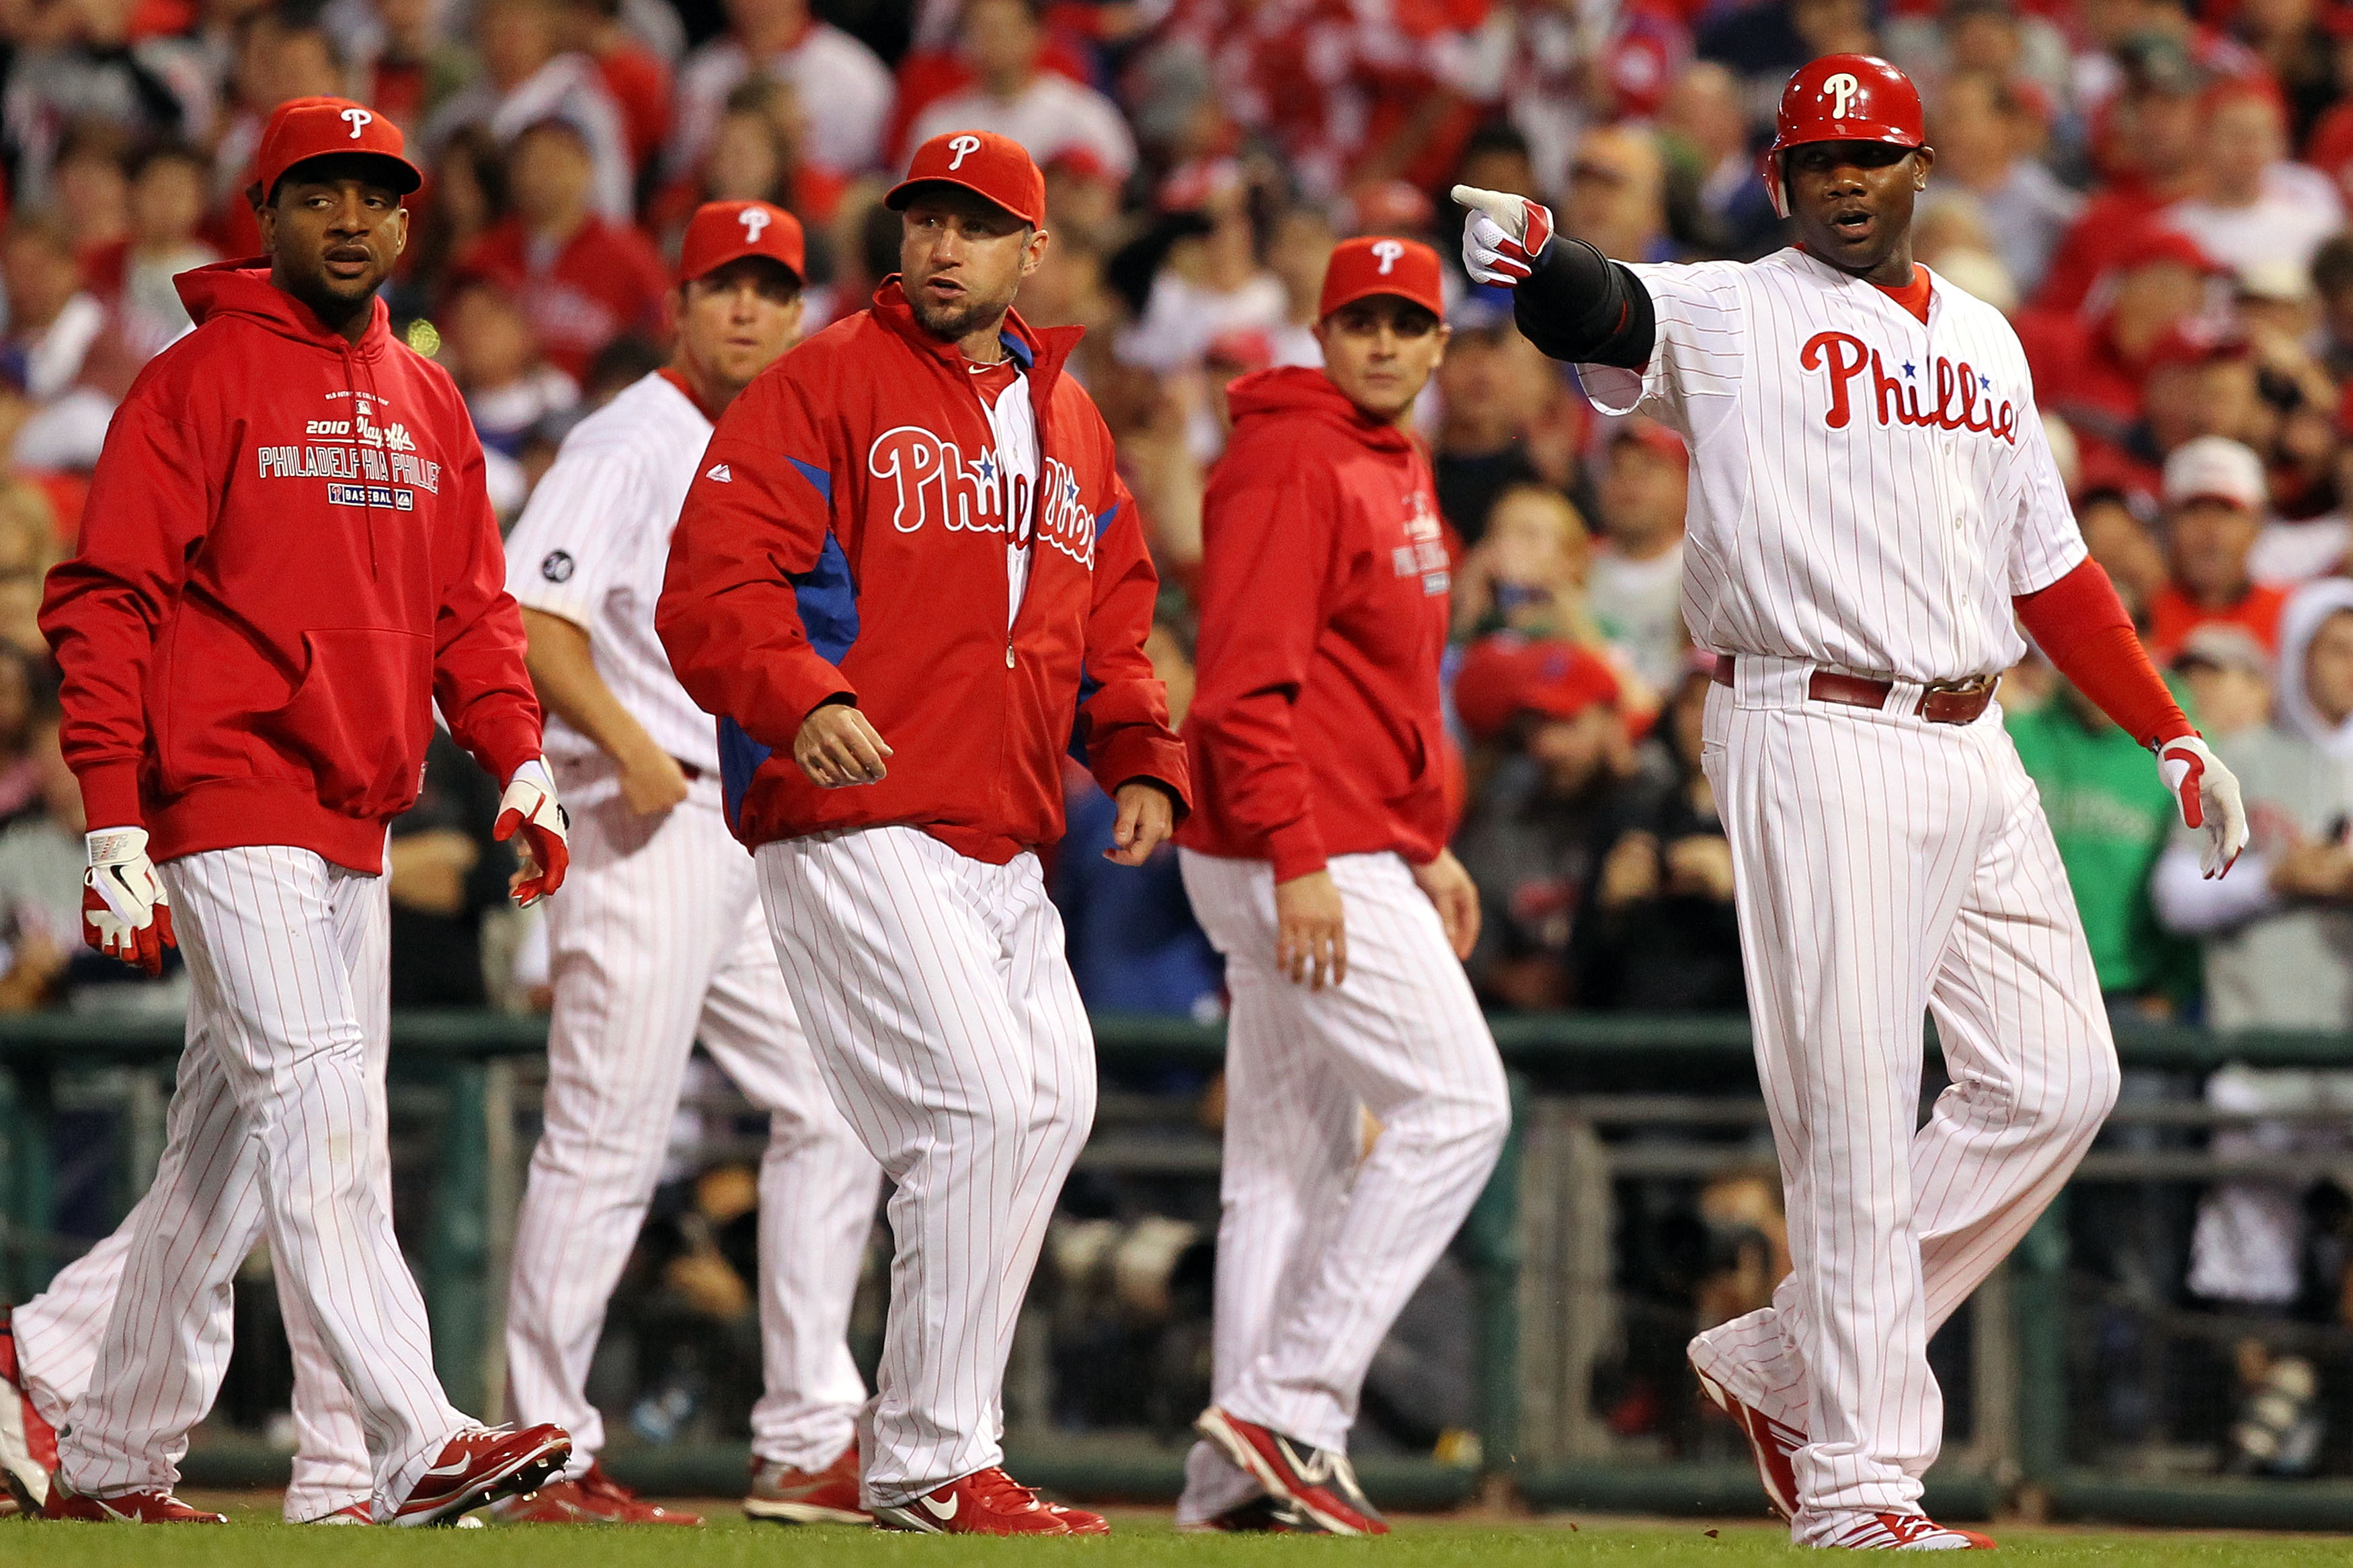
[
  {"xmin": 1578, "ymin": 248, "xmax": 2085, "ymax": 685},
  {"xmin": 506, "ymin": 372, "xmax": 721, "ymax": 777}
]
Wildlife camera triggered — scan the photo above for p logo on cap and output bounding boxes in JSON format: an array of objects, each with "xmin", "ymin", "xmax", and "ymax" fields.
[
  {"xmin": 1317, "ymin": 235, "xmax": 1447, "ymax": 321},
  {"xmin": 885, "ymin": 130, "xmax": 1046, "ymax": 229},
  {"xmin": 253, "ymin": 95, "xmax": 422, "ymax": 200},
  {"xmin": 678, "ymin": 199, "xmax": 805, "ymax": 286}
]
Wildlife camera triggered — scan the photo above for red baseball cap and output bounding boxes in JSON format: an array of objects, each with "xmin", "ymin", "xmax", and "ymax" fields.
[
  {"xmin": 1318, "ymin": 235, "xmax": 1445, "ymax": 321},
  {"xmin": 885, "ymin": 130, "xmax": 1045, "ymax": 228},
  {"xmin": 253, "ymin": 96, "xmax": 422, "ymax": 202},
  {"xmin": 678, "ymin": 200, "xmax": 805, "ymax": 286},
  {"xmin": 1453, "ymin": 634, "xmax": 1621, "ymax": 743}
]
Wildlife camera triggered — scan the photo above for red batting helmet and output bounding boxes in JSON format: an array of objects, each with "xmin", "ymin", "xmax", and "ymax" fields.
[{"xmin": 1761, "ymin": 54, "xmax": 1926, "ymax": 219}]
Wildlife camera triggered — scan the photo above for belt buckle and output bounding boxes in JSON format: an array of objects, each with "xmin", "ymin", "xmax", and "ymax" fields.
[{"xmin": 1918, "ymin": 671, "xmax": 1998, "ymax": 722}]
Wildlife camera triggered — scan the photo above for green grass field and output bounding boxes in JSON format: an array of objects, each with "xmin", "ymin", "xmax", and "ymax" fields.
[{"xmin": 11, "ymin": 1501, "xmax": 2353, "ymax": 1567}]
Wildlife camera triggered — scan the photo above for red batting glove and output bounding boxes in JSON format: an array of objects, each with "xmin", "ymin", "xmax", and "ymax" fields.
[
  {"xmin": 83, "ymin": 826, "xmax": 175, "ymax": 975},
  {"xmin": 494, "ymin": 758, "xmax": 571, "ymax": 907},
  {"xmin": 1453, "ymin": 184, "xmax": 1555, "ymax": 286}
]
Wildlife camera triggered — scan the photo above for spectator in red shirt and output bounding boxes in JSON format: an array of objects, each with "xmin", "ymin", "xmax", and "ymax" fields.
[
  {"xmin": 456, "ymin": 118, "xmax": 670, "ymax": 380},
  {"xmin": 649, "ymin": 77, "xmax": 844, "ymax": 249},
  {"xmin": 2028, "ymin": 223, "xmax": 2220, "ymax": 478},
  {"xmin": 2036, "ymin": 34, "xmax": 2206, "ymax": 314},
  {"xmin": 2147, "ymin": 436, "xmax": 2288, "ymax": 660},
  {"xmin": 561, "ymin": 0, "xmax": 673, "ymax": 173}
]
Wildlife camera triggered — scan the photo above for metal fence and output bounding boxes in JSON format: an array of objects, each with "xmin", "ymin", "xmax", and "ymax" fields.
[{"xmin": 7, "ymin": 1011, "xmax": 2353, "ymax": 1526}]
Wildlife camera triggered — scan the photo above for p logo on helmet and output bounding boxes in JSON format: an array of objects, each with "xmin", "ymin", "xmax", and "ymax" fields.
[
  {"xmin": 740, "ymin": 208, "xmax": 770, "ymax": 245},
  {"xmin": 948, "ymin": 134, "xmax": 983, "ymax": 171},
  {"xmin": 1825, "ymin": 72, "xmax": 1859, "ymax": 118},
  {"xmin": 341, "ymin": 107, "xmax": 373, "ymax": 139},
  {"xmin": 1371, "ymin": 240, "xmax": 1405, "ymax": 276}
]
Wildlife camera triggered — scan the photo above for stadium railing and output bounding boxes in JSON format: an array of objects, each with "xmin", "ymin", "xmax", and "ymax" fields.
[{"xmin": 5, "ymin": 1009, "xmax": 2353, "ymax": 1528}]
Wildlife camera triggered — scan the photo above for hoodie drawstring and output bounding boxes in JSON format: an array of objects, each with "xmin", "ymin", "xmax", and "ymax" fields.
[{"xmin": 343, "ymin": 345, "xmax": 379, "ymax": 580}]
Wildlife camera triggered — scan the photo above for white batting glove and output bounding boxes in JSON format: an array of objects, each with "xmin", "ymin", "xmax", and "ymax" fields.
[
  {"xmin": 2157, "ymin": 735, "xmax": 2248, "ymax": 878},
  {"xmin": 494, "ymin": 757, "xmax": 571, "ymax": 907},
  {"xmin": 84, "ymin": 826, "xmax": 175, "ymax": 975},
  {"xmin": 1452, "ymin": 183, "xmax": 1554, "ymax": 286}
]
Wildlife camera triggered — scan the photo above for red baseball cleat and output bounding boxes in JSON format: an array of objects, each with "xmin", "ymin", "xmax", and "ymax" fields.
[
  {"xmin": 0, "ymin": 1309, "xmax": 58, "ymax": 1513},
  {"xmin": 1194, "ymin": 1406, "xmax": 1387, "ymax": 1536},
  {"xmin": 391, "ymin": 1423, "xmax": 570, "ymax": 1526},
  {"xmin": 1693, "ymin": 1360, "xmax": 1804, "ymax": 1521},
  {"xmin": 870, "ymin": 1465, "xmax": 1100, "ymax": 1535},
  {"xmin": 744, "ymin": 1444, "xmax": 870, "ymax": 1525},
  {"xmin": 42, "ymin": 1481, "xmax": 227, "ymax": 1522},
  {"xmin": 1811, "ymin": 1510, "xmax": 1997, "ymax": 1549},
  {"xmin": 491, "ymin": 1459, "xmax": 700, "ymax": 1524},
  {"xmin": 301, "ymin": 1503, "xmax": 374, "ymax": 1524}
]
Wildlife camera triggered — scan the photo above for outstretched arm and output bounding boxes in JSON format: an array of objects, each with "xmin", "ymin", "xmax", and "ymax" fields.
[{"xmin": 1454, "ymin": 185, "xmax": 1656, "ymax": 368}]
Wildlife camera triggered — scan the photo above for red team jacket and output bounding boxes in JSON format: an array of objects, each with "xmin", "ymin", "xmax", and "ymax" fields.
[
  {"xmin": 657, "ymin": 279, "xmax": 1189, "ymax": 863},
  {"xmin": 40, "ymin": 263, "xmax": 543, "ymax": 874},
  {"xmin": 1180, "ymin": 367, "xmax": 1452, "ymax": 882}
]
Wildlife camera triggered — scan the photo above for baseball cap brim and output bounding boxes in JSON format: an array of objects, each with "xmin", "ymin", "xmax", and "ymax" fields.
[
  {"xmin": 883, "ymin": 175, "xmax": 1037, "ymax": 228},
  {"xmin": 682, "ymin": 247, "xmax": 802, "ymax": 288},
  {"xmin": 268, "ymin": 149, "xmax": 424, "ymax": 199}
]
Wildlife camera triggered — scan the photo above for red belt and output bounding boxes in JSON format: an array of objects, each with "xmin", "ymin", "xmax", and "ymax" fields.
[{"xmin": 1710, "ymin": 655, "xmax": 1999, "ymax": 726}]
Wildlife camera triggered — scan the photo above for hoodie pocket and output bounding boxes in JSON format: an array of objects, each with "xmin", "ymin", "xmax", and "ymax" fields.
[{"xmin": 262, "ymin": 628, "xmax": 433, "ymax": 819}]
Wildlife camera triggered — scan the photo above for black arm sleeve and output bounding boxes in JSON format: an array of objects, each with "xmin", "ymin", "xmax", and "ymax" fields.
[{"xmin": 1511, "ymin": 236, "xmax": 1657, "ymax": 370}]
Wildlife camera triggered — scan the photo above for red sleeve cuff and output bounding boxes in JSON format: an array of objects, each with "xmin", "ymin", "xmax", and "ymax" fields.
[
  {"xmin": 77, "ymin": 760, "xmax": 143, "ymax": 829},
  {"xmin": 1267, "ymin": 819, "xmax": 1328, "ymax": 883}
]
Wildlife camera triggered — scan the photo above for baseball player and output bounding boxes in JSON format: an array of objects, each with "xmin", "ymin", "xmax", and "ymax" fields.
[
  {"xmin": 657, "ymin": 130, "xmax": 1189, "ymax": 1535},
  {"xmin": 493, "ymin": 199, "xmax": 881, "ymax": 1528},
  {"xmin": 1174, "ymin": 237, "xmax": 1509, "ymax": 1536},
  {"xmin": 32, "ymin": 96, "xmax": 574, "ymax": 1524},
  {"xmin": 1460, "ymin": 56, "xmax": 2248, "ymax": 1548}
]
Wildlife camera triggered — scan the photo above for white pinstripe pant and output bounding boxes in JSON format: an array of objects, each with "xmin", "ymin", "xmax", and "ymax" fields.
[
  {"xmin": 1687, "ymin": 677, "xmax": 2118, "ymax": 1527},
  {"xmin": 754, "ymin": 827, "xmax": 1094, "ymax": 1506},
  {"xmin": 15, "ymin": 1028, "xmax": 391, "ymax": 1522},
  {"xmin": 505, "ymin": 784, "xmax": 877, "ymax": 1477},
  {"xmin": 54, "ymin": 846, "xmax": 471, "ymax": 1513},
  {"xmin": 1176, "ymin": 851, "xmax": 1509, "ymax": 1495}
]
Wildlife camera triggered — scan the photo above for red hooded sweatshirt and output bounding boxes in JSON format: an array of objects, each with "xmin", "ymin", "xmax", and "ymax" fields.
[
  {"xmin": 1179, "ymin": 366, "xmax": 1451, "ymax": 881},
  {"xmin": 40, "ymin": 262, "xmax": 543, "ymax": 874},
  {"xmin": 657, "ymin": 278, "xmax": 1189, "ymax": 862}
]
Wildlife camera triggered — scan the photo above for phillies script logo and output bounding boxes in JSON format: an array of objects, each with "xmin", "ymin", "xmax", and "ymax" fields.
[
  {"xmin": 867, "ymin": 425, "xmax": 1097, "ymax": 568},
  {"xmin": 1800, "ymin": 331, "xmax": 2020, "ymax": 444}
]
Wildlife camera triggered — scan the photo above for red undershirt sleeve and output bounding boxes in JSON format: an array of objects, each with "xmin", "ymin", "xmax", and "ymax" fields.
[{"xmin": 2012, "ymin": 558, "xmax": 2194, "ymax": 748}]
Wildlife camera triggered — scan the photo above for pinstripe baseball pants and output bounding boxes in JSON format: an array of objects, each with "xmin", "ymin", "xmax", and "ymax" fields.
[
  {"xmin": 505, "ymin": 782, "xmax": 877, "ymax": 1478},
  {"xmin": 54, "ymin": 846, "xmax": 471, "ymax": 1514},
  {"xmin": 1686, "ymin": 671, "xmax": 2118, "ymax": 1527},
  {"xmin": 15, "ymin": 1023, "xmax": 391, "ymax": 1522},
  {"xmin": 1176, "ymin": 850, "xmax": 1509, "ymax": 1512},
  {"xmin": 754, "ymin": 826, "xmax": 1094, "ymax": 1507}
]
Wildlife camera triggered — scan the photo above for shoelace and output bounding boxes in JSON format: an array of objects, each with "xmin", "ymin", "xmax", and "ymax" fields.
[
  {"xmin": 967, "ymin": 1468, "xmax": 1047, "ymax": 1514},
  {"xmin": 1843, "ymin": 1512, "xmax": 1948, "ymax": 1546}
]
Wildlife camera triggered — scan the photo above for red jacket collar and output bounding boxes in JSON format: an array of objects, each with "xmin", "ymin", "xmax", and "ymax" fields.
[
  {"xmin": 175, "ymin": 259, "xmax": 393, "ymax": 357},
  {"xmin": 869, "ymin": 276, "xmax": 1080, "ymax": 405},
  {"xmin": 1224, "ymin": 364, "xmax": 1417, "ymax": 454}
]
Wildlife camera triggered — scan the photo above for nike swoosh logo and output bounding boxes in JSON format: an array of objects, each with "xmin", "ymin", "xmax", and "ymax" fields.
[
  {"xmin": 1276, "ymin": 1437, "xmax": 1332, "ymax": 1485},
  {"xmin": 920, "ymin": 1492, "xmax": 959, "ymax": 1521}
]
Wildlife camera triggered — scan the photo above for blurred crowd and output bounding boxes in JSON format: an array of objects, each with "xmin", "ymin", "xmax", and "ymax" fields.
[{"xmin": 5, "ymin": 0, "xmax": 2353, "ymax": 1471}]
